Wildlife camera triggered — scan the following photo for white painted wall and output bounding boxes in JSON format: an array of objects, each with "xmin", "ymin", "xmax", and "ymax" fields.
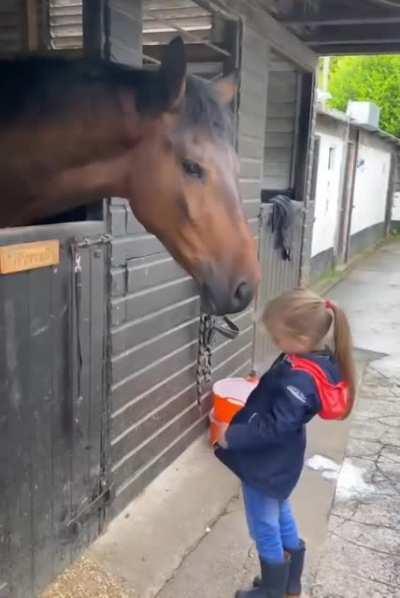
[
  {"xmin": 311, "ymin": 122, "xmax": 394, "ymax": 261},
  {"xmin": 311, "ymin": 133, "xmax": 344, "ymax": 257},
  {"xmin": 350, "ymin": 143, "xmax": 391, "ymax": 235}
]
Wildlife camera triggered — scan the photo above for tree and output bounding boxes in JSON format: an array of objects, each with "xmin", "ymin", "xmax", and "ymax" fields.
[{"xmin": 328, "ymin": 55, "xmax": 400, "ymax": 138}]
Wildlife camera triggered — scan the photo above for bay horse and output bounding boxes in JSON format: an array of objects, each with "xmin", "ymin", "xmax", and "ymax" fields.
[{"xmin": 0, "ymin": 37, "xmax": 260, "ymax": 315}]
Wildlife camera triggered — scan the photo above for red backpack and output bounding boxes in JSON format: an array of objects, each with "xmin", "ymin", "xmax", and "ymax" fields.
[{"xmin": 287, "ymin": 354, "xmax": 350, "ymax": 420}]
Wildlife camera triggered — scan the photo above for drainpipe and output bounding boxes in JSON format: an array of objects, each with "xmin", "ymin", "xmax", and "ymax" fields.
[
  {"xmin": 384, "ymin": 149, "xmax": 398, "ymax": 236},
  {"xmin": 343, "ymin": 129, "xmax": 360, "ymax": 264},
  {"xmin": 333, "ymin": 116, "xmax": 351, "ymax": 265}
]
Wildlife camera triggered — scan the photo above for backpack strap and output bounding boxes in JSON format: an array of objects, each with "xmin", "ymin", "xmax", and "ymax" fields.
[{"xmin": 286, "ymin": 354, "xmax": 350, "ymax": 420}]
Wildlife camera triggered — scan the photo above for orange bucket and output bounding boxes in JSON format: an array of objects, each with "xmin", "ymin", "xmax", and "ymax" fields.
[{"xmin": 209, "ymin": 376, "xmax": 258, "ymax": 445}]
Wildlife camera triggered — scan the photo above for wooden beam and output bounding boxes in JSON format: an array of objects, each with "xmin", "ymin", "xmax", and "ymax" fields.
[
  {"xmin": 311, "ymin": 42, "xmax": 400, "ymax": 55},
  {"xmin": 306, "ymin": 23, "xmax": 400, "ymax": 46},
  {"xmin": 143, "ymin": 30, "xmax": 210, "ymax": 45},
  {"xmin": 143, "ymin": 7, "xmax": 210, "ymax": 20},
  {"xmin": 24, "ymin": 0, "xmax": 39, "ymax": 51},
  {"xmin": 107, "ymin": 1, "xmax": 143, "ymax": 67},
  {"xmin": 311, "ymin": 38, "xmax": 400, "ymax": 47},
  {"xmin": 143, "ymin": 42, "xmax": 223, "ymax": 63},
  {"xmin": 278, "ymin": 8, "xmax": 400, "ymax": 26},
  {"xmin": 82, "ymin": 0, "xmax": 107, "ymax": 58},
  {"xmin": 146, "ymin": 0, "xmax": 195, "ymax": 8},
  {"xmin": 294, "ymin": 72, "xmax": 314, "ymax": 202},
  {"xmin": 143, "ymin": 16, "xmax": 212, "ymax": 29},
  {"xmin": 203, "ymin": 0, "xmax": 317, "ymax": 72},
  {"xmin": 286, "ymin": 15, "xmax": 400, "ymax": 26}
]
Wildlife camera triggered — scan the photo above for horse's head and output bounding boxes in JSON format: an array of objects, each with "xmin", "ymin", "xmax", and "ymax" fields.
[{"xmin": 127, "ymin": 38, "xmax": 260, "ymax": 315}]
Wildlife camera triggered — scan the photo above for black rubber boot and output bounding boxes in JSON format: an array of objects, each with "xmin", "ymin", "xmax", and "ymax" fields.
[
  {"xmin": 235, "ymin": 557, "xmax": 290, "ymax": 598},
  {"xmin": 253, "ymin": 541, "xmax": 306, "ymax": 596},
  {"xmin": 286, "ymin": 540, "xmax": 306, "ymax": 596}
]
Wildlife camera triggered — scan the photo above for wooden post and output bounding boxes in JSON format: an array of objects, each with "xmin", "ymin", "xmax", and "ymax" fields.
[
  {"xmin": 24, "ymin": 0, "xmax": 39, "ymax": 51},
  {"xmin": 82, "ymin": 0, "xmax": 108, "ymax": 58},
  {"xmin": 298, "ymin": 73, "xmax": 318, "ymax": 287}
]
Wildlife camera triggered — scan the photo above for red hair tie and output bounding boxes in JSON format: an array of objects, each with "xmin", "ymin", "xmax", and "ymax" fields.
[{"xmin": 325, "ymin": 299, "xmax": 335, "ymax": 310}]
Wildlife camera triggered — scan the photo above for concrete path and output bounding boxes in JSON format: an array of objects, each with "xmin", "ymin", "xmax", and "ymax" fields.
[
  {"xmin": 329, "ymin": 243, "xmax": 400, "ymax": 357},
  {"xmin": 311, "ymin": 242, "xmax": 400, "ymax": 597},
  {"xmin": 312, "ymin": 363, "xmax": 400, "ymax": 598},
  {"xmin": 42, "ymin": 241, "xmax": 400, "ymax": 598}
]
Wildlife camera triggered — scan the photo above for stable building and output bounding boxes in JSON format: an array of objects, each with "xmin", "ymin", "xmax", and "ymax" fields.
[{"xmin": 1, "ymin": 1, "xmax": 400, "ymax": 596}]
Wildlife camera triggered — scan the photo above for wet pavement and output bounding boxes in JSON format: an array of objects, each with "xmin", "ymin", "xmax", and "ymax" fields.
[{"xmin": 311, "ymin": 241, "xmax": 400, "ymax": 597}]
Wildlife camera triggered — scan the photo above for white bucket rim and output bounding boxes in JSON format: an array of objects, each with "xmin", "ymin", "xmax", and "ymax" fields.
[{"xmin": 212, "ymin": 377, "xmax": 257, "ymax": 402}]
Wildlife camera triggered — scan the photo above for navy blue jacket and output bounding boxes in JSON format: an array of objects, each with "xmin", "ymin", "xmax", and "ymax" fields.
[{"xmin": 215, "ymin": 352, "xmax": 344, "ymax": 500}]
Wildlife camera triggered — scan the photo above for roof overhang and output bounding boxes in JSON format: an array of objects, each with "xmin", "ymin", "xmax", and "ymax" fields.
[{"xmin": 256, "ymin": 0, "xmax": 400, "ymax": 55}]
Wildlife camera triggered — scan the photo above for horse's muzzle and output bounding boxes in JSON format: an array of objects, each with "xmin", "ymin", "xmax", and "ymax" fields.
[{"xmin": 201, "ymin": 278, "xmax": 256, "ymax": 315}]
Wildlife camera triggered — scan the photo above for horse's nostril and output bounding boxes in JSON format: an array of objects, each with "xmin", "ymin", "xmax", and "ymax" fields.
[{"xmin": 233, "ymin": 281, "xmax": 253, "ymax": 311}]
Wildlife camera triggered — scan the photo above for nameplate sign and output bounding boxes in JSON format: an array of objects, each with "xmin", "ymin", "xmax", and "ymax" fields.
[{"xmin": 0, "ymin": 240, "xmax": 60, "ymax": 274}]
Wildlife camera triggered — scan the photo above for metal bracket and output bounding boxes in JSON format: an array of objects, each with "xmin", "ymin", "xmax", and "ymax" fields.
[
  {"xmin": 76, "ymin": 233, "xmax": 112, "ymax": 248},
  {"xmin": 67, "ymin": 482, "xmax": 114, "ymax": 531}
]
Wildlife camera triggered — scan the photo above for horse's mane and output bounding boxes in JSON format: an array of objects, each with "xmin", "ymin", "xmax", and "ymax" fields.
[{"xmin": 183, "ymin": 75, "xmax": 234, "ymax": 144}]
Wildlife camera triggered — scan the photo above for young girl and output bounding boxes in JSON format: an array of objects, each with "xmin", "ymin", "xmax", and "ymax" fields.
[{"xmin": 214, "ymin": 288, "xmax": 356, "ymax": 598}]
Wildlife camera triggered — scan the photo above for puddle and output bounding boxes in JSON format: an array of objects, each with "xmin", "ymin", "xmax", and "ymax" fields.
[
  {"xmin": 335, "ymin": 460, "xmax": 375, "ymax": 501},
  {"xmin": 306, "ymin": 454, "xmax": 341, "ymax": 481}
]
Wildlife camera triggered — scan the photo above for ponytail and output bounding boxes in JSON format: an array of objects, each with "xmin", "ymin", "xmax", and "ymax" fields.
[
  {"xmin": 329, "ymin": 302, "xmax": 356, "ymax": 417},
  {"xmin": 263, "ymin": 288, "xmax": 356, "ymax": 417}
]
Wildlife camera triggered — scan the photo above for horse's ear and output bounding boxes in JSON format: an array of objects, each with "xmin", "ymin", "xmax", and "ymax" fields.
[
  {"xmin": 213, "ymin": 74, "xmax": 238, "ymax": 105},
  {"xmin": 160, "ymin": 36, "xmax": 186, "ymax": 112}
]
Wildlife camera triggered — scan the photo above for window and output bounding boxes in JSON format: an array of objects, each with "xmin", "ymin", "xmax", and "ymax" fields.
[{"xmin": 328, "ymin": 146, "xmax": 336, "ymax": 170}]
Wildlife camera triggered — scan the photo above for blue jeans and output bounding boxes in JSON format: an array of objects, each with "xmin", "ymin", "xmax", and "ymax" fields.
[{"xmin": 242, "ymin": 483, "xmax": 300, "ymax": 564}]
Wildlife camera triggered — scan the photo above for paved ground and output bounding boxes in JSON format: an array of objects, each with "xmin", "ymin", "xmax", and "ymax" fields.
[
  {"xmin": 311, "ymin": 241, "xmax": 400, "ymax": 598},
  {"xmin": 312, "ymin": 363, "xmax": 400, "ymax": 598},
  {"xmin": 42, "ymin": 241, "xmax": 400, "ymax": 598},
  {"xmin": 329, "ymin": 243, "xmax": 400, "ymax": 356}
]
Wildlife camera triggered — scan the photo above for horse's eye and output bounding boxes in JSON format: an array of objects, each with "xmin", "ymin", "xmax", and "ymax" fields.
[{"xmin": 181, "ymin": 159, "xmax": 205, "ymax": 180}]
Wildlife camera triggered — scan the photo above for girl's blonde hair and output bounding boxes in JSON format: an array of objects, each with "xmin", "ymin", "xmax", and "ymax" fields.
[{"xmin": 263, "ymin": 288, "xmax": 356, "ymax": 416}]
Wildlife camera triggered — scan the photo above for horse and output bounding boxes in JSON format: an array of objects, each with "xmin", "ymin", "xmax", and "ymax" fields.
[{"xmin": 0, "ymin": 37, "xmax": 260, "ymax": 315}]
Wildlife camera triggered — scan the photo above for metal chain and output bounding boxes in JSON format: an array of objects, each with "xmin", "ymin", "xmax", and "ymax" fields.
[
  {"xmin": 196, "ymin": 313, "xmax": 240, "ymax": 406},
  {"xmin": 196, "ymin": 313, "xmax": 215, "ymax": 405}
]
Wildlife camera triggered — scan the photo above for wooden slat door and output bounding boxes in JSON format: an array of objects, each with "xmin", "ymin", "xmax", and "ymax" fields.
[{"xmin": 0, "ymin": 223, "xmax": 108, "ymax": 598}]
